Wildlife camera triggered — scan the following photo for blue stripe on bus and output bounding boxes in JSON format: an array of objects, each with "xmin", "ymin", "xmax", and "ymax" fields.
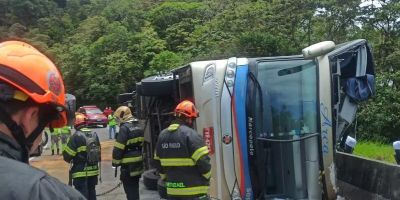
[{"xmin": 233, "ymin": 65, "xmax": 253, "ymax": 199}]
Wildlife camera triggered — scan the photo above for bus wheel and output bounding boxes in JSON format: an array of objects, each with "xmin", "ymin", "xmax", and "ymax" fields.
[{"xmin": 143, "ymin": 169, "xmax": 159, "ymax": 190}]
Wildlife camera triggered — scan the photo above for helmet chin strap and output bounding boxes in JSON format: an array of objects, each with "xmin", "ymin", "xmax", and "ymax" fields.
[
  {"xmin": 26, "ymin": 118, "xmax": 49, "ymax": 150},
  {"xmin": 0, "ymin": 106, "xmax": 50, "ymax": 163}
]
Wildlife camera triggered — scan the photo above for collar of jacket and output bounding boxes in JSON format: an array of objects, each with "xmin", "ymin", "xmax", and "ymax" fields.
[
  {"xmin": 122, "ymin": 118, "xmax": 138, "ymax": 124},
  {"xmin": 172, "ymin": 118, "xmax": 191, "ymax": 127},
  {"xmin": 0, "ymin": 131, "xmax": 24, "ymax": 162},
  {"xmin": 80, "ymin": 128, "xmax": 91, "ymax": 132}
]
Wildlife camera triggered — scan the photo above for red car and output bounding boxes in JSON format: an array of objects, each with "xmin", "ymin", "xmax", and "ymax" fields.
[{"xmin": 76, "ymin": 105, "xmax": 108, "ymax": 127}]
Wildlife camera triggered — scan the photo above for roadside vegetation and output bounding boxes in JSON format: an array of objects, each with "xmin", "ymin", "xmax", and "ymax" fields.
[{"xmin": 353, "ymin": 141, "xmax": 397, "ymax": 164}]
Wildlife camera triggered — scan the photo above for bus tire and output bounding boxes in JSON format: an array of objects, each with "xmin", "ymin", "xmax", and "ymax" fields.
[{"xmin": 143, "ymin": 169, "xmax": 159, "ymax": 190}]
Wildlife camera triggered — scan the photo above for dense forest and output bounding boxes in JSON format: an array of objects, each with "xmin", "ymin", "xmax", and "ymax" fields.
[{"xmin": 0, "ymin": 0, "xmax": 399, "ymax": 142}]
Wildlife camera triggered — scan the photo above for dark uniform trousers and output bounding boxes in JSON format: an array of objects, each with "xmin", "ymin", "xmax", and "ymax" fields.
[
  {"xmin": 73, "ymin": 176, "xmax": 98, "ymax": 200},
  {"xmin": 121, "ymin": 173, "xmax": 140, "ymax": 200}
]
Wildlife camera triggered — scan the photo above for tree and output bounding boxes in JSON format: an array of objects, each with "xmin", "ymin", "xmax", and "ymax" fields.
[
  {"xmin": 149, "ymin": 2, "xmax": 208, "ymax": 37},
  {"xmin": 146, "ymin": 51, "xmax": 184, "ymax": 76}
]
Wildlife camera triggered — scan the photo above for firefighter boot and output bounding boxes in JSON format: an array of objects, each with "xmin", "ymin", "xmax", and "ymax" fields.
[
  {"xmin": 57, "ymin": 148, "xmax": 60, "ymax": 155},
  {"xmin": 51, "ymin": 149, "xmax": 54, "ymax": 155}
]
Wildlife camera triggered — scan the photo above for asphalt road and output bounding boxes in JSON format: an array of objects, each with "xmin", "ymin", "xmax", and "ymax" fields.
[{"xmin": 31, "ymin": 126, "xmax": 161, "ymax": 200}]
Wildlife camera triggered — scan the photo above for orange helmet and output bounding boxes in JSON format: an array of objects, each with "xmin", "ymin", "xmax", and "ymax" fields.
[
  {"xmin": 174, "ymin": 100, "xmax": 199, "ymax": 119},
  {"xmin": 0, "ymin": 41, "xmax": 66, "ymax": 128},
  {"xmin": 74, "ymin": 113, "xmax": 86, "ymax": 129}
]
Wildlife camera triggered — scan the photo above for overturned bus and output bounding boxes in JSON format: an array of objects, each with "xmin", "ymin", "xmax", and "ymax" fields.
[{"xmin": 126, "ymin": 39, "xmax": 375, "ymax": 199}]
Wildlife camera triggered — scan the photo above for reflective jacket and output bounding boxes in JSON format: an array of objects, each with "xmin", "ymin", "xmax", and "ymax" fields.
[
  {"xmin": 108, "ymin": 115, "xmax": 117, "ymax": 126},
  {"xmin": 0, "ymin": 132, "xmax": 85, "ymax": 199},
  {"xmin": 50, "ymin": 128, "xmax": 61, "ymax": 136},
  {"xmin": 59, "ymin": 126, "xmax": 71, "ymax": 135},
  {"xmin": 154, "ymin": 122, "xmax": 211, "ymax": 198},
  {"xmin": 63, "ymin": 128, "xmax": 100, "ymax": 179},
  {"xmin": 112, "ymin": 119, "xmax": 144, "ymax": 178}
]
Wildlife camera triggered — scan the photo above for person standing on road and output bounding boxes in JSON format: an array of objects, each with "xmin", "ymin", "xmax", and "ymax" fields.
[
  {"xmin": 154, "ymin": 100, "xmax": 211, "ymax": 200},
  {"xmin": 108, "ymin": 111, "xmax": 117, "ymax": 139},
  {"xmin": 51, "ymin": 127, "xmax": 61, "ymax": 155},
  {"xmin": 0, "ymin": 40, "xmax": 84, "ymax": 199},
  {"xmin": 63, "ymin": 115, "xmax": 101, "ymax": 200},
  {"xmin": 103, "ymin": 107, "xmax": 111, "ymax": 117},
  {"xmin": 112, "ymin": 106, "xmax": 144, "ymax": 200}
]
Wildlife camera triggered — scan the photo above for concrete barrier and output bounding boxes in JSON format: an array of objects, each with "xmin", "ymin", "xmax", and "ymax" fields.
[{"xmin": 336, "ymin": 151, "xmax": 400, "ymax": 199}]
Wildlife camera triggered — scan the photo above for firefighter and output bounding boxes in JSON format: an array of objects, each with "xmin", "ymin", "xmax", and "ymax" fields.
[
  {"xmin": 112, "ymin": 106, "xmax": 144, "ymax": 200},
  {"xmin": 154, "ymin": 100, "xmax": 211, "ymax": 200},
  {"xmin": 51, "ymin": 127, "xmax": 61, "ymax": 155},
  {"xmin": 0, "ymin": 41, "xmax": 84, "ymax": 199},
  {"xmin": 63, "ymin": 115, "xmax": 101, "ymax": 200}
]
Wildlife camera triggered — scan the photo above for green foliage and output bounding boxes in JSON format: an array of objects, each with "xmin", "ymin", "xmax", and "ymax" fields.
[
  {"xmin": 0, "ymin": 0, "xmax": 399, "ymax": 140},
  {"xmin": 234, "ymin": 32, "xmax": 296, "ymax": 57},
  {"xmin": 353, "ymin": 141, "xmax": 396, "ymax": 164},
  {"xmin": 149, "ymin": 2, "xmax": 208, "ymax": 37},
  {"xmin": 101, "ymin": 0, "xmax": 146, "ymax": 32},
  {"xmin": 357, "ymin": 71, "xmax": 400, "ymax": 142},
  {"xmin": 146, "ymin": 51, "xmax": 184, "ymax": 76}
]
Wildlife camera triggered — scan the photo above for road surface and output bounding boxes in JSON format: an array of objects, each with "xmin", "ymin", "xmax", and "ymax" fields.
[
  {"xmin": 31, "ymin": 126, "xmax": 161, "ymax": 200},
  {"xmin": 31, "ymin": 126, "xmax": 387, "ymax": 200}
]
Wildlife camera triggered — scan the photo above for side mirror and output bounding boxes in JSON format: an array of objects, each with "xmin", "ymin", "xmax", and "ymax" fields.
[{"xmin": 302, "ymin": 41, "xmax": 335, "ymax": 59}]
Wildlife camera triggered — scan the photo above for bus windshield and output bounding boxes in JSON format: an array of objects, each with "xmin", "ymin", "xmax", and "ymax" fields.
[
  {"xmin": 248, "ymin": 59, "xmax": 319, "ymax": 199},
  {"xmin": 255, "ymin": 59, "xmax": 318, "ymax": 139}
]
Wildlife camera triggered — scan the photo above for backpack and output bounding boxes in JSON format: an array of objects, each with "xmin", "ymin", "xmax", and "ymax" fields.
[{"xmin": 81, "ymin": 131, "xmax": 101, "ymax": 165}]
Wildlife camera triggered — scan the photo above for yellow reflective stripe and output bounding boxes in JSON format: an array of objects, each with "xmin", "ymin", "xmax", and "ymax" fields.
[
  {"xmin": 112, "ymin": 159, "xmax": 121, "ymax": 164},
  {"xmin": 167, "ymin": 186, "xmax": 209, "ymax": 196},
  {"xmin": 77, "ymin": 146, "xmax": 86, "ymax": 153},
  {"xmin": 84, "ymin": 165, "xmax": 98, "ymax": 171},
  {"xmin": 160, "ymin": 173, "xmax": 166, "ymax": 180},
  {"xmin": 130, "ymin": 170, "xmax": 144, "ymax": 177},
  {"xmin": 121, "ymin": 156, "xmax": 143, "ymax": 164},
  {"xmin": 114, "ymin": 142, "xmax": 125, "ymax": 150},
  {"xmin": 64, "ymin": 146, "xmax": 76, "ymax": 156},
  {"xmin": 202, "ymin": 170, "xmax": 211, "ymax": 179},
  {"xmin": 72, "ymin": 170, "xmax": 99, "ymax": 178},
  {"xmin": 160, "ymin": 158, "xmax": 195, "ymax": 166},
  {"xmin": 191, "ymin": 146, "xmax": 209, "ymax": 162},
  {"xmin": 127, "ymin": 137, "xmax": 144, "ymax": 145},
  {"xmin": 168, "ymin": 124, "xmax": 180, "ymax": 131}
]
